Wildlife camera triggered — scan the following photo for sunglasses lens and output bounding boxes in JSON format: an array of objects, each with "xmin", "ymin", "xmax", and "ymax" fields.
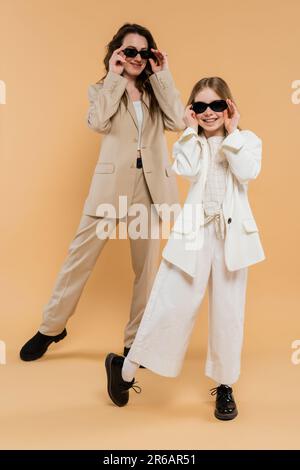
[
  {"xmin": 210, "ymin": 100, "xmax": 228, "ymax": 112},
  {"xmin": 123, "ymin": 48, "xmax": 137, "ymax": 58},
  {"xmin": 140, "ymin": 50, "xmax": 151, "ymax": 59},
  {"xmin": 192, "ymin": 102, "xmax": 207, "ymax": 114}
]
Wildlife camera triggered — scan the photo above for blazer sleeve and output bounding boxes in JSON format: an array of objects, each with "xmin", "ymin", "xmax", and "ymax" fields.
[
  {"xmin": 171, "ymin": 126, "xmax": 203, "ymax": 182},
  {"xmin": 86, "ymin": 71, "xmax": 128, "ymax": 134},
  {"xmin": 221, "ymin": 129, "xmax": 262, "ymax": 184},
  {"xmin": 148, "ymin": 69, "xmax": 186, "ymax": 132}
]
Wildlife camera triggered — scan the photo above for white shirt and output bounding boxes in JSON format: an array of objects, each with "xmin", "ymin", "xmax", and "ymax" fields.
[
  {"xmin": 202, "ymin": 135, "xmax": 228, "ymax": 238},
  {"xmin": 132, "ymin": 100, "xmax": 143, "ymax": 151},
  {"xmin": 203, "ymin": 135, "xmax": 228, "ymax": 207}
]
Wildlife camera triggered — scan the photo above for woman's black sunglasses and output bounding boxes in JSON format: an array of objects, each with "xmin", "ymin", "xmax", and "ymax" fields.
[
  {"xmin": 191, "ymin": 100, "xmax": 228, "ymax": 114},
  {"xmin": 122, "ymin": 47, "xmax": 155, "ymax": 60}
]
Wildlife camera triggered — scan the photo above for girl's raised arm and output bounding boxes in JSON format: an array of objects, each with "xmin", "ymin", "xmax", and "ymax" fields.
[
  {"xmin": 172, "ymin": 126, "xmax": 204, "ymax": 181},
  {"xmin": 221, "ymin": 129, "xmax": 262, "ymax": 184}
]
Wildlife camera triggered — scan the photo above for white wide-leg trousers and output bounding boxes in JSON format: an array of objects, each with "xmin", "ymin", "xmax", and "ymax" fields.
[{"xmin": 127, "ymin": 221, "xmax": 248, "ymax": 385}]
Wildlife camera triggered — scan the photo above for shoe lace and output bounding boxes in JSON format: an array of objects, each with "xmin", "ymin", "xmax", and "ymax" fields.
[
  {"xmin": 120, "ymin": 380, "xmax": 142, "ymax": 394},
  {"xmin": 210, "ymin": 385, "xmax": 233, "ymax": 401}
]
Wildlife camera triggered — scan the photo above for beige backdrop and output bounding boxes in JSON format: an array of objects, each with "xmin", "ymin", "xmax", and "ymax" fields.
[{"xmin": 0, "ymin": 0, "xmax": 300, "ymax": 450}]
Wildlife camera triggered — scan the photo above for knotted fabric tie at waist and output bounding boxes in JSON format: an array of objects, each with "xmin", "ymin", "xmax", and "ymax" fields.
[{"xmin": 203, "ymin": 202, "xmax": 225, "ymax": 240}]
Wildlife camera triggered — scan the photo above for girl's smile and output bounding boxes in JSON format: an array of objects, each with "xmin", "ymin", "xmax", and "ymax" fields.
[{"xmin": 202, "ymin": 117, "xmax": 220, "ymax": 124}]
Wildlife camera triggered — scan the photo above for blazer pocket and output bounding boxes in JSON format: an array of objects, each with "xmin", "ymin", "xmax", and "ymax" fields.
[
  {"xmin": 94, "ymin": 162, "xmax": 115, "ymax": 174},
  {"xmin": 165, "ymin": 164, "xmax": 175, "ymax": 177},
  {"xmin": 243, "ymin": 218, "xmax": 259, "ymax": 233}
]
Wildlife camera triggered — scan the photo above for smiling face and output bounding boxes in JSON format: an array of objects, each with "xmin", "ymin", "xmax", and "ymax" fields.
[
  {"xmin": 121, "ymin": 33, "xmax": 148, "ymax": 78},
  {"xmin": 194, "ymin": 87, "xmax": 226, "ymax": 137}
]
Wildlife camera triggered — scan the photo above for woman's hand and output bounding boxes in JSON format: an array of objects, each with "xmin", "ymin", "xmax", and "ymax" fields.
[
  {"xmin": 149, "ymin": 48, "xmax": 169, "ymax": 72},
  {"xmin": 108, "ymin": 47, "xmax": 127, "ymax": 75},
  {"xmin": 224, "ymin": 99, "xmax": 240, "ymax": 134},
  {"xmin": 183, "ymin": 105, "xmax": 199, "ymax": 130}
]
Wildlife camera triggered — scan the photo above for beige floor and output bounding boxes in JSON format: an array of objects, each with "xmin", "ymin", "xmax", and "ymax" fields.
[
  {"xmin": 1, "ymin": 334, "xmax": 299, "ymax": 450},
  {"xmin": 1, "ymin": 240, "xmax": 299, "ymax": 450}
]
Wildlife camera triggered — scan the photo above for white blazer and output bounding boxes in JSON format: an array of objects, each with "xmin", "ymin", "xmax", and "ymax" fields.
[{"xmin": 162, "ymin": 126, "xmax": 266, "ymax": 277}]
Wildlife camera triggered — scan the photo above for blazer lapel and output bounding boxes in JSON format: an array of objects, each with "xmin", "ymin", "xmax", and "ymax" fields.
[{"xmin": 140, "ymin": 91, "xmax": 150, "ymax": 137}]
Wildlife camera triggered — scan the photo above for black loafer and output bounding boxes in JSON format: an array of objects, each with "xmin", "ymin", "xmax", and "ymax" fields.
[
  {"xmin": 123, "ymin": 347, "xmax": 145, "ymax": 369},
  {"xmin": 105, "ymin": 353, "xmax": 141, "ymax": 407},
  {"xmin": 20, "ymin": 329, "xmax": 67, "ymax": 361},
  {"xmin": 210, "ymin": 384, "xmax": 238, "ymax": 421}
]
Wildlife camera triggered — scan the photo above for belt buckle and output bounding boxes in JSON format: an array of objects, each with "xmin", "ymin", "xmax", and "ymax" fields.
[{"xmin": 136, "ymin": 156, "xmax": 143, "ymax": 169}]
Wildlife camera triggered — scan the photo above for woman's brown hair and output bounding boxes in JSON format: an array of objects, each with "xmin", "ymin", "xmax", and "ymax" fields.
[
  {"xmin": 97, "ymin": 23, "xmax": 161, "ymax": 122},
  {"xmin": 186, "ymin": 77, "xmax": 241, "ymax": 136}
]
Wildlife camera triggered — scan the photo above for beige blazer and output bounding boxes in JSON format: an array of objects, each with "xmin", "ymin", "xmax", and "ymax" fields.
[{"xmin": 83, "ymin": 69, "xmax": 186, "ymax": 219}]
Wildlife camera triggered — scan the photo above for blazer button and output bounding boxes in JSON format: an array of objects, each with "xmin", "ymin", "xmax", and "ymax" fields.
[{"xmin": 227, "ymin": 218, "xmax": 232, "ymax": 224}]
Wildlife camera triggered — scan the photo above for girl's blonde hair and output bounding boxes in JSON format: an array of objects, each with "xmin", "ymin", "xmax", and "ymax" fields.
[{"xmin": 186, "ymin": 77, "xmax": 241, "ymax": 136}]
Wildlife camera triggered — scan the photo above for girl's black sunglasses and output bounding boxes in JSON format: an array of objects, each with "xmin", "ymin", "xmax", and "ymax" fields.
[
  {"xmin": 191, "ymin": 100, "xmax": 228, "ymax": 114},
  {"xmin": 122, "ymin": 47, "xmax": 155, "ymax": 60}
]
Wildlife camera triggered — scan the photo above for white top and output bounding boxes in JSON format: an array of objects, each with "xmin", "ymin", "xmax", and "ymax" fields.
[
  {"xmin": 203, "ymin": 135, "xmax": 228, "ymax": 208},
  {"xmin": 132, "ymin": 100, "xmax": 143, "ymax": 151},
  {"xmin": 202, "ymin": 135, "xmax": 228, "ymax": 238}
]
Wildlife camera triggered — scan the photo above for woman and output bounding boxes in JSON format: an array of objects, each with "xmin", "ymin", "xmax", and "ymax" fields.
[
  {"xmin": 20, "ymin": 23, "xmax": 185, "ymax": 362},
  {"xmin": 105, "ymin": 77, "xmax": 266, "ymax": 421}
]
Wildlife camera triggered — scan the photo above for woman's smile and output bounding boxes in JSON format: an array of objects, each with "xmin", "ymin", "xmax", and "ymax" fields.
[{"xmin": 131, "ymin": 62, "xmax": 144, "ymax": 69}]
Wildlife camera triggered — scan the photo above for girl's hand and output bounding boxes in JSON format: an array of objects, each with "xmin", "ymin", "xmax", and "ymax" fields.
[
  {"xmin": 149, "ymin": 48, "xmax": 169, "ymax": 72},
  {"xmin": 183, "ymin": 105, "xmax": 199, "ymax": 130},
  {"xmin": 224, "ymin": 99, "xmax": 240, "ymax": 134},
  {"xmin": 108, "ymin": 47, "xmax": 127, "ymax": 75}
]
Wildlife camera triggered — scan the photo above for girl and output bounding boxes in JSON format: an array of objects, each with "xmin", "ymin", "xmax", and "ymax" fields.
[
  {"xmin": 105, "ymin": 77, "xmax": 265, "ymax": 420},
  {"xmin": 20, "ymin": 23, "xmax": 185, "ymax": 362}
]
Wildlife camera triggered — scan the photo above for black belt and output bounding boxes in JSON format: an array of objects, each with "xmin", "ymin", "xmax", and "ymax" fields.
[{"xmin": 136, "ymin": 157, "xmax": 143, "ymax": 169}]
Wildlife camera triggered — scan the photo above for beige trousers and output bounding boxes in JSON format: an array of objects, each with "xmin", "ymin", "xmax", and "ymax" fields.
[{"xmin": 39, "ymin": 165, "xmax": 161, "ymax": 347}]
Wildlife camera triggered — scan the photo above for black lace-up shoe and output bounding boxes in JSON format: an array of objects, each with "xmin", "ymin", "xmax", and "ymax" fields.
[
  {"xmin": 20, "ymin": 329, "xmax": 67, "ymax": 361},
  {"xmin": 105, "ymin": 353, "xmax": 141, "ymax": 407},
  {"xmin": 123, "ymin": 347, "xmax": 145, "ymax": 369},
  {"xmin": 210, "ymin": 384, "xmax": 238, "ymax": 420}
]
